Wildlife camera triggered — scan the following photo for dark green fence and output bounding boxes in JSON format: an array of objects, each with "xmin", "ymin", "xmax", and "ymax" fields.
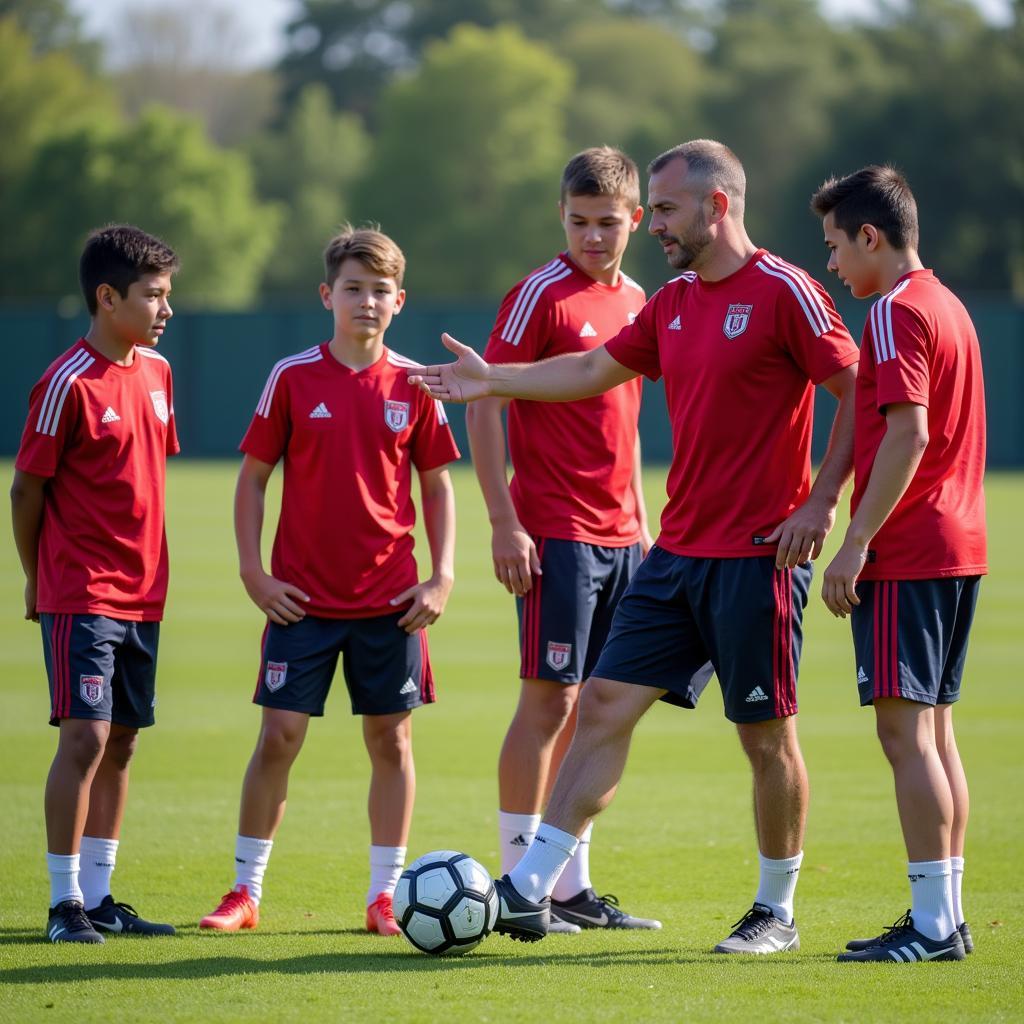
[{"xmin": 3, "ymin": 297, "xmax": 1021, "ymax": 465}]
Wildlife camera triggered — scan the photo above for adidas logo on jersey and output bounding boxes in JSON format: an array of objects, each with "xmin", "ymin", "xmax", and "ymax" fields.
[
  {"xmin": 101, "ymin": 407, "xmax": 120, "ymax": 423},
  {"xmin": 857, "ymin": 666, "xmax": 869, "ymax": 684},
  {"xmin": 578, "ymin": 321, "xmax": 598, "ymax": 338},
  {"xmin": 399, "ymin": 677, "xmax": 417, "ymax": 696},
  {"xmin": 509, "ymin": 834, "xmax": 530, "ymax": 847},
  {"xmin": 309, "ymin": 403, "xmax": 331, "ymax": 419},
  {"xmin": 745, "ymin": 686, "xmax": 769, "ymax": 703},
  {"xmin": 667, "ymin": 315, "xmax": 682, "ymax": 331}
]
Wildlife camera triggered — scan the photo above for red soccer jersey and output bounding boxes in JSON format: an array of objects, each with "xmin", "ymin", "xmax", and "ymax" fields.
[
  {"xmin": 240, "ymin": 343, "xmax": 460, "ymax": 618},
  {"xmin": 853, "ymin": 270, "xmax": 987, "ymax": 580},
  {"xmin": 605, "ymin": 249, "xmax": 859, "ymax": 557},
  {"xmin": 484, "ymin": 253, "xmax": 646, "ymax": 546},
  {"xmin": 15, "ymin": 339, "xmax": 180, "ymax": 621}
]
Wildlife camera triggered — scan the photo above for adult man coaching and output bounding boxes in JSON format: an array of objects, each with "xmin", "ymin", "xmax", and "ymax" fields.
[{"xmin": 411, "ymin": 139, "xmax": 860, "ymax": 952}]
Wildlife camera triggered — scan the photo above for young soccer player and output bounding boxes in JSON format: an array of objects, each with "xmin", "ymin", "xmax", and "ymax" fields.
[
  {"xmin": 811, "ymin": 166, "xmax": 986, "ymax": 963},
  {"xmin": 199, "ymin": 227, "xmax": 459, "ymax": 937},
  {"xmin": 467, "ymin": 146, "xmax": 659, "ymax": 932},
  {"xmin": 11, "ymin": 225, "xmax": 180, "ymax": 943},
  {"xmin": 412, "ymin": 139, "xmax": 860, "ymax": 951}
]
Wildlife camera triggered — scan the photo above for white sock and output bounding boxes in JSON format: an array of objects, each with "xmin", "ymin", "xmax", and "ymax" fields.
[
  {"xmin": 950, "ymin": 855, "xmax": 965, "ymax": 927},
  {"xmin": 908, "ymin": 859, "xmax": 955, "ymax": 941},
  {"xmin": 499, "ymin": 811, "xmax": 541, "ymax": 875},
  {"xmin": 234, "ymin": 835, "xmax": 273, "ymax": 905},
  {"xmin": 552, "ymin": 822, "xmax": 593, "ymax": 902},
  {"xmin": 508, "ymin": 823, "xmax": 578, "ymax": 904},
  {"xmin": 367, "ymin": 845, "xmax": 407, "ymax": 904},
  {"xmin": 754, "ymin": 850, "xmax": 803, "ymax": 924},
  {"xmin": 47, "ymin": 852, "xmax": 83, "ymax": 907},
  {"xmin": 79, "ymin": 836, "xmax": 119, "ymax": 910}
]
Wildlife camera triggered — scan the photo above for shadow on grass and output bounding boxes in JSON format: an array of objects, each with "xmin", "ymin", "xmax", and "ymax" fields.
[{"xmin": 0, "ymin": 947, "xmax": 839, "ymax": 984}]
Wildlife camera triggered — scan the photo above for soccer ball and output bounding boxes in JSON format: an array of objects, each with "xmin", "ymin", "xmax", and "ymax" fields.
[{"xmin": 392, "ymin": 850, "xmax": 499, "ymax": 955}]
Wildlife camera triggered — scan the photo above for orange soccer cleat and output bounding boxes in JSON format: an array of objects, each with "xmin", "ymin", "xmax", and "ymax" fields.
[
  {"xmin": 366, "ymin": 892, "xmax": 402, "ymax": 936},
  {"xmin": 200, "ymin": 885, "xmax": 260, "ymax": 931}
]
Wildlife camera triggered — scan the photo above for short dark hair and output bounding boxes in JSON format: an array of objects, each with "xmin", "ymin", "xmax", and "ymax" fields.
[
  {"xmin": 79, "ymin": 224, "xmax": 179, "ymax": 316},
  {"xmin": 560, "ymin": 146, "xmax": 640, "ymax": 209},
  {"xmin": 810, "ymin": 165, "xmax": 919, "ymax": 250},
  {"xmin": 648, "ymin": 139, "xmax": 746, "ymax": 210},
  {"xmin": 324, "ymin": 224, "xmax": 406, "ymax": 288}
]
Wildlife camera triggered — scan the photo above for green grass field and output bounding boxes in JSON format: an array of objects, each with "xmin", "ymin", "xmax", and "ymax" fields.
[{"xmin": 1, "ymin": 462, "xmax": 1021, "ymax": 1023}]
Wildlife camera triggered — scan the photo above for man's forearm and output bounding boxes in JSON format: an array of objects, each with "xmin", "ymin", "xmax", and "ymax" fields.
[
  {"xmin": 488, "ymin": 348, "xmax": 632, "ymax": 403},
  {"xmin": 466, "ymin": 400, "xmax": 518, "ymax": 525}
]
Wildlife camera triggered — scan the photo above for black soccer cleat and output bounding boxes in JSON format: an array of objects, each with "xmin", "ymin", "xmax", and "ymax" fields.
[
  {"xmin": 713, "ymin": 902, "xmax": 800, "ymax": 954},
  {"xmin": 86, "ymin": 895, "xmax": 176, "ymax": 937},
  {"xmin": 838, "ymin": 911, "xmax": 965, "ymax": 962},
  {"xmin": 844, "ymin": 910, "xmax": 974, "ymax": 956},
  {"xmin": 551, "ymin": 888, "xmax": 662, "ymax": 930},
  {"xmin": 47, "ymin": 900, "xmax": 104, "ymax": 944},
  {"xmin": 493, "ymin": 875, "xmax": 549, "ymax": 943},
  {"xmin": 958, "ymin": 921, "xmax": 974, "ymax": 954}
]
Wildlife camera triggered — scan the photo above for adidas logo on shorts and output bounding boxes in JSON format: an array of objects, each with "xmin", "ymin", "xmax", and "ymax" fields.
[
  {"xmin": 745, "ymin": 686, "xmax": 769, "ymax": 703},
  {"xmin": 399, "ymin": 677, "xmax": 417, "ymax": 696},
  {"xmin": 857, "ymin": 666, "xmax": 869, "ymax": 684}
]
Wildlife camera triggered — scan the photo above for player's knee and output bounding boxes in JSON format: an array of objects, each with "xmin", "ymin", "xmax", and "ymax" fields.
[
  {"xmin": 255, "ymin": 722, "xmax": 304, "ymax": 764},
  {"xmin": 576, "ymin": 679, "xmax": 629, "ymax": 737},
  {"xmin": 737, "ymin": 719, "xmax": 801, "ymax": 773},
  {"xmin": 528, "ymin": 684, "xmax": 578, "ymax": 735},
  {"xmin": 103, "ymin": 729, "xmax": 138, "ymax": 771},
  {"xmin": 364, "ymin": 721, "xmax": 412, "ymax": 768},
  {"xmin": 57, "ymin": 722, "xmax": 107, "ymax": 773},
  {"xmin": 874, "ymin": 717, "xmax": 927, "ymax": 765}
]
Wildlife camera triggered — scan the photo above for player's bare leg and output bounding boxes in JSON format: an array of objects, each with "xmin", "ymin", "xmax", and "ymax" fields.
[
  {"xmin": 238, "ymin": 707, "xmax": 310, "ymax": 838},
  {"xmin": 363, "ymin": 710, "xmax": 414, "ymax": 935},
  {"xmin": 45, "ymin": 718, "xmax": 110, "ymax": 853},
  {"xmin": 82, "ymin": 724, "xmax": 138, "ymax": 840}
]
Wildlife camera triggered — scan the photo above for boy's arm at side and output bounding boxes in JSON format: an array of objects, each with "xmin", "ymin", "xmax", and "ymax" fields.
[
  {"xmin": 631, "ymin": 433, "xmax": 654, "ymax": 554},
  {"xmin": 235, "ymin": 454, "xmax": 309, "ymax": 624},
  {"xmin": 10, "ymin": 469, "xmax": 46, "ymax": 621},
  {"xmin": 392, "ymin": 465, "xmax": 456, "ymax": 634},
  {"xmin": 466, "ymin": 397, "xmax": 540, "ymax": 597},
  {"xmin": 822, "ymin": 402, "xmax": 929, "ymax": 617}
]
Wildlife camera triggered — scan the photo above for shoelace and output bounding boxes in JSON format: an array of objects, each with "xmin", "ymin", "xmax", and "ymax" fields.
[
  {"xmin": 372, "ymin": 896, "xmax": 397, "ymax": 923},
  {"xmin": 594, "ymin": 894, "xmax": 628, "ymax": 923},
  {"xmin": 61, "ymin": 902, "xmax": 97, "ymax": 933},
  {"xmin": 875, "ymin": 909, "xmax": 914, "ymax": 944},
  {"xmin": 215, "ymin": 890, "xmax": 251, "ymax": 914},
  {"xmin": 728, "ymin": 906, "xmax": 775, "ymax": 939},
  {"xmin": 106, "ymin": 901, "xmax": 140, "ymax": 919}
]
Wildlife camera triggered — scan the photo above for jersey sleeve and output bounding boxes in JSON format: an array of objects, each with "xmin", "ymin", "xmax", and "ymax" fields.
[
  {"xmin": 164, "ymin": 364, "xmax": 181, "ymax": 456},
  {"xmin": 410, "ymin": 395, "xmax": 461, "ymax": 472},
  {"xmin": 870, "ymin": 301, "xmax": 931, "ymax": 411},
  {"xmin": 774, "ymin": 272, "xmax": 859, "ymax": 383},
  {"xmin": 239, "ymin": 365, "xmax": 291, "ymax": 465},
  {"xmin": 14, "ymin": 373, "xmax": 81, "ymax": 479},
  {"xmin": 484, "ymin": 278, "xmax": 556, "ymax": 365},
  {"xmin": 604, "ymin": 291, "xmax": 663, "ymax": 381}
]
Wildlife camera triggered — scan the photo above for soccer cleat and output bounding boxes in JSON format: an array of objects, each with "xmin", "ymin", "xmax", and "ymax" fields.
[
  {"xmin": 958, "ymin": 922, "xmax": 975, "ymax": 954},
  {"xmin": 547, "ymin": 916, "xmax": 582, "ymax": 935},
  {"xmin": 551, "ymin": 889, "xmax": 662, "ymax": 930},
  {"xmin": 838, "ymin": 911, "xmax": 966, "ymax": 962},
  {"xmin": 199, "ymin": 885, "xmax": 260, "ymax": 931},
  {"xmin": 47, "ymin": 900, "xmax": 104, "ymax": 944},
  {"xmin": 844, "ymin": 912, "xmax": 974, "ymax": 955},
  {"xmin": 493, "ymin": 874, "xmax": 549, "ymax": 943},
  {"xmin": 713, "ymin": 902, "xmax": 800, "ymax": 954},
  {"xmin": 366, "ymin": 892, "xmax": 402, "ymax": 936},
  {"xmin": 86, "ymin": 895, "xmax": 175, "ymax": 936}
]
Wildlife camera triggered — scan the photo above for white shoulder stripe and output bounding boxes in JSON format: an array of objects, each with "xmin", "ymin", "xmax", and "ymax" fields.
[
  {"xmin": 386, "ymin": 350, "xmax": 423, "ymax": 369},
  {"xmin": 620, "ymin": 272, "xmax": 645, "ymax": 295},
  {"xmin": 669, "ymin": 271, "xmax": 698, "ymax": 283},
  {"xmin": 37, "ymin": 349, "xmax": 94, "ymax": 436},
  {"xmin": 256, "ymin": 346, "xmax": 322, "ymax": 418},
  {"xmin": 502, "ymin": 260, "xmax": 573, "ymax": 346},
  {"xmin": 869, "ymin": 279, "xmax": 911, "ymax": 364},
  {"xmin": 756, "ymin": 255, "xmax": 831, "ymax": 337},
  {"xmin": 136, "ymin": 346, "xmax": 168, "ymax": 362},
  {"xmin": 434, "ymin": 399, "xmax": 449, "ymax": 425}
]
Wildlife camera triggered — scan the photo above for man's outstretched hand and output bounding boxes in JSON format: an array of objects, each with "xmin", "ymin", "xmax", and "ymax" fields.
[{"xmin": 407, "ymin": 333, "xmax": 493, "ymax": 403}]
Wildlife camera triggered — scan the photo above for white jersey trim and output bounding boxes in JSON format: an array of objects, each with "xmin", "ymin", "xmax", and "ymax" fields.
[
  {"xmin": 756, "ymin": 253, "xmax": 832, "ymax": 338},
  {"xmin": 135, "ymin": 346, "xmax": 169, "ymax": 363},
  {"xmin": 620, "ymin": 272, "xmax": 645, "ymax": 296},
  {"xmin": 386, "ymin": 349, "xmax": 423, "ymax": 370},
  {"xmin": 501, "ymin": 259, "xmax": 573, "ymax": 347},
  {"xmin": 256, "ymin": 346, "xmax": 323, "ymax": 418},
  {"xmin": 868, "ymin": 279, "xmax": 911, "ymax": 365},
  {"xmin": 36, "ymin": 348, "xmax": 95, "ymax": 437}
]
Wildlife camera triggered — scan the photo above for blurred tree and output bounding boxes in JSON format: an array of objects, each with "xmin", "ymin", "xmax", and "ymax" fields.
[
  {"xmin": 353, "ymin": 24, "xmax": 572, "ymax": 296},
  {"xmin": 0, "ymin": 107, "xmax": 282, "ymax": 307},
  {"xmin": 0, "ymin": 0, "xmax": 100, "ymax": 68},
  {"xmin": 249, "ymin": 84, "xmax": 371, "ymax": 296}
]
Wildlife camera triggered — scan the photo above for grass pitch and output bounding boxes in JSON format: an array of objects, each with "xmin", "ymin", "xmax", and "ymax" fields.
[{"xmin": 0, "ymin": 462, "xmax": 1021, "ymax": 1023}]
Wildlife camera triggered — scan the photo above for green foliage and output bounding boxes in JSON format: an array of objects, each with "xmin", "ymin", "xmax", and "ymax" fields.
[
  {"xmin": 0, "ymin": 0, "xmax": 100, "ymax": 67},
  {"xmin": 0, "ymin": 107, "xmax": 281, "ymax": 307},
  {"xmin": 249, "ymin": 84, "xmax": 372, "ymax": 296},
  {"xmin": 354, "ymin": 24, "xmax": 573, "ymax": 296}
]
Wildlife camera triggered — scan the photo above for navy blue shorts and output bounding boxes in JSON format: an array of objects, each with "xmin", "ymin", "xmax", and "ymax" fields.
[
  {"xmin": 851, "ymin": 576, "xmax": 981, "ymax": 706},
  {"xmin": 516, "ymin": 538, "xmax": 644, "ymax": 684},
  {"xmin": 592, "ymin": 547, "xmax": 812, "ymax": 723},
  {"xmin": 253, "ymin": 612, "xmax": 435, "ymax": 717},
  {"xmin": 40, "ymin": 614, "xmax": 159, "ymax": 729}
]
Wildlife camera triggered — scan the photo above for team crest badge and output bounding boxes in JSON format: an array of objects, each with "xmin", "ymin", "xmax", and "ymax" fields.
[
  {"xmin": 723, "ymin": 303, "xmax": 753, "ymax": 340},
  {"xmin": 150, "ymin": 390, "xmax": 169, "ymax": 424},
  {"xmin": 80, "ymin": 675, "xmax": 104, "ymax": 706},
  {"xmin": 546, "ymin": 642, "xmax": 572, "ymax": 672},
  {"xmin": 384, "ymin": 400, "xmax": 410, "ymax": 432},
  {"xmin": 265, "ymin": 661, "xmax": 288, "ymax": 692}
]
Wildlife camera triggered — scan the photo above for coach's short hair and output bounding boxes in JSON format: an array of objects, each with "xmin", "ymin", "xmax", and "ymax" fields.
[
  {"xmin": 79, "ymin": 225, "xmax": 179, "ymax": 316},
  {"xmin": 648, "ymin": 139, "xmax": 746, "ymax": 210},
  {"xmin": 324, "ymin": 224, "xmax": 406, "ymax": 288},
  {"xmin": 810, "ymin": 165, "xmax": 919, "ymax": 250},
  {"xmin": 561, "ymin": 146, "xmax": 641, "ymax": 209}
]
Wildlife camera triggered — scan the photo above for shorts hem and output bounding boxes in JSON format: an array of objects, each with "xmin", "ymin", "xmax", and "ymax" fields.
[
  {"xmin": 254, "ymin": 696, "xmax": 325, "ymax": 717},
  {"xmin": 859, "ymin": 689, "xmax": 943, "ymax": 707},
  {"xmin": 519, "ymin": 670, "xmax": 585, "ymax": 686},
  {"xmin": 358, "ymin": 698, "xmax": 433, "ymax": 716}
]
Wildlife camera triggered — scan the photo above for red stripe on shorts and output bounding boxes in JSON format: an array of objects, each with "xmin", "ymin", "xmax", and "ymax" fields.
[
  {"xmin": 772, "ymin": 569, "xmax": 796, "ymax": 716},
  {"xmin": 889, "ymin": 582, "xmax": 900, "ymax": 698},
  {"xmin": 873, "ymin": 583, "xmax": 884, "ymax": 701},
  {"xmin": 59, "ymin": 614, "xmax": 73, "ymax": 719},
  {"xmin": 419, "ymin": 630, "xmax": 435, "ymax": 703},
  {"xmin": 525, "ymin": 539, "xmax": 545, "ymax": 679}
]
